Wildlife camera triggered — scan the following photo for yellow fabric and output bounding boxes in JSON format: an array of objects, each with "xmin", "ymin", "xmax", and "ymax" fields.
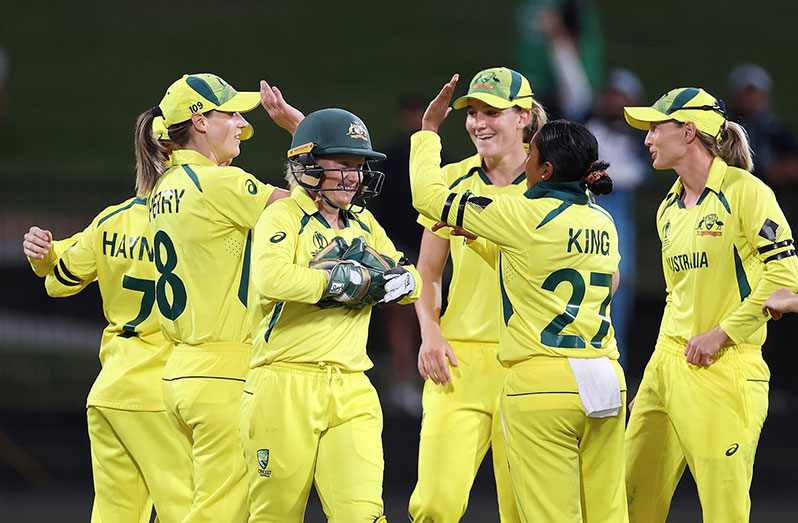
[
  {"xmin": 87, "ymin": 406, "xmax": 193, "ymax": 523},
  {"xmin": 240, "ymin": 364, "xmax": 385, "ymax": 522},
  {"xmin": 162, "ymin": 344, "xmax": 250, "ymax": 523},
  {"xmin": 625, "ymin": 338, "xmax": 769, "ymax": 523},
  {"xmin": 158, "ymin": 73, "xmax": 258, "ymax": 139},
  {"xmin": 43, "ymin": 198, "xmax": 170, "ymax": 410},
  {"xmin": 28, "ymin": 233, "xmax": 83, "ymax": 278},
  {"xmin": 624, "ymin": 87, "xmax": 726, "ymax": 141},
  {"xmin": 656, "ymin": 156, "xmax": 798, "ymax": 347},
  {"xmin": 410, "ymin": 131, "xmax": 621, "ymax": 365},
  {"xmin": 250, "ymin": 186, "xmax": 421, "ymax": 371},
  {"xmin": 148, "ymin": 149, "xmax": 275, "ymax": 346},
  {"xmin": 417, "ymin": 154, "xmax": 527, "ymax": 344},
  {"xmin": 409, "ymin": 341, "xmax": 518, "ymax": 523},
  {"xmin": 501, "ymin": 357, "xmax": 628, "ymax": 523}
]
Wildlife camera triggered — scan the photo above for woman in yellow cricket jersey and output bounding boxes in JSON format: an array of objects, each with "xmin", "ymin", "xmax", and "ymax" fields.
[
  {"xmin": 623, "ymin": 88, "xmax": 798, "ymax": 522},
  {"xmin": 21, "ymin": 117, "xmax": 193, "ymax": 523},
  {"xmin": 138, "ymin": 73, "xmax": 289, "ymax": 523},
  {"xmin": 411, "ymin": 74, "xmax": 627, "ymax": 522},
  {"xmin": 242, "ymin": 108, "xmax": 422, "ymax": 522},
  {"xmin": 409, "ymin": 66, "xmax": 545, "ymax": 523}
]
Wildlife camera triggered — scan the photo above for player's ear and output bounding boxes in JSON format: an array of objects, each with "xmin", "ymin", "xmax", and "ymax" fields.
[
  {"xmin": 191, "ymin": 112, "xmax": 207, "ymax": 134},
  {"xmin": 541, "ymin": 161, "xmax": 554, "ymax": 181},
  {"xmin": 682, "ymin": 121, "xmax": 697, "ymax": 143}
]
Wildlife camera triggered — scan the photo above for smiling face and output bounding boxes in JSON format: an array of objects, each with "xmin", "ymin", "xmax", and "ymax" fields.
[
  {"xmin": 464, "ymin": 99, "xmax": 528, "ymax": 159},
  {"xmin": 204, "ymin": 110, "xmax": 250, "ymax": 164},
  {"xmin": 315, "ymin": 154, "xmax": 368, "ymax": 210},
  {"xmin": 644, "ymin": 120, "xmax": 688, "ymax": 170}
]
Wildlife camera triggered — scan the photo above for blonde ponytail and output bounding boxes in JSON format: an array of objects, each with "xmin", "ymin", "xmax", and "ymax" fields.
[{"xmin": 694, "ymin": 120, "xmax": 754, "ymax": 172}]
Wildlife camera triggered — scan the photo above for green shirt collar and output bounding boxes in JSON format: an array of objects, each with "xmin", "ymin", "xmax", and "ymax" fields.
[{"xmin": 524, "ymin": 181, "xmax": 589, "ymax": 204}]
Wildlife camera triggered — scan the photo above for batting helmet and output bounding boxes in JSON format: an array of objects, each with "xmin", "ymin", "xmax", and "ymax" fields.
[{"xmin": 287, "ymin": 108, "xmax": 386, "ymax": 212}]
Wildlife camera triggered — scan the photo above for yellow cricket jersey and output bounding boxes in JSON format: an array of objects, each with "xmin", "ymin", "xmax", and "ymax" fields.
[
  {"xmin": 28, "ymin": 233, "xmax": 84, "ymax": 278},
  {"xmin": 656, "ymin": 156, "xmax": 798, "ymax": 347},
  {"xmin": 417, "ymin": 154, "xmax": 528, "ymax": 344},
  {"xmin": 43, "ymin": 198, "xmax": 170, "ymax": 410},
  {"xmin": 410, "ymin": 130, "xmax": 620, "ymax": 365},
  {"xmin": 148, "ymin": 149, "xmax": 276, "ymax": 346},
  {"xmin": 250, "ymin": 186, "xmax": 422, "ymax": 371}
]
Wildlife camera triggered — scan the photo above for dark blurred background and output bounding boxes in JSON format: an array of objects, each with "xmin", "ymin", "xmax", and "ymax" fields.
[{"xmin": 2, "ymin": 1, "xmax": 797, "ymax": 521}]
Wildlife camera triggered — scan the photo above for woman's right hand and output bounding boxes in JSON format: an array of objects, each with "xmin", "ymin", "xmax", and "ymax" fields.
[
  {"xmin": 23, "ymin": 226, "xmax": 52, "ymax": 259},
  {"xmin": 260, "ymin": 80, "xmax": 304, "ymax": 135},
  {"xmin": 421, "ymin": 74, "xmax": 459, "ymax": 133},
  {"xmin": 417, "ymin": 325, "xmax": 458, "ymax": 385}
]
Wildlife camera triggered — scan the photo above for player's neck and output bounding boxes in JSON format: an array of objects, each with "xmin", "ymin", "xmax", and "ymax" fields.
[
  {"xmin": 675, "ymin": 148, "xmax": 714, "ymax": 208},
  {"xmin": 315, "ymin": 197, "xmax": 345, "ymax": 230},
  {"xmin": 482, "ymin": 147, "xmax": 527, "ymax": 187}
]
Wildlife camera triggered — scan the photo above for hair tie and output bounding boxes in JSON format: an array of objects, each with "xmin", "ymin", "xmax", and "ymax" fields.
[
  {"xmin": 151, "ymin": 106, "xmax": 163, "ymax": 117},
  {"xmin": 582, "ymin": 163, "xmax": 609, "ymax": 185}
]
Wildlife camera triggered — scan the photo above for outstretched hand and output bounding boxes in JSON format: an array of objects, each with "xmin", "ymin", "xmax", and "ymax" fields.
[
  {"xmin": 421, "ymin": 74, "xmax": 459, "ymax": 133},
  {"xmin": 431, "ymin": 221, "xmax": 477, "ymax": 241},
  {"xmin": 260, "ymin": 80, "xmax": 304, "ymax": 135},
  {"xmin": 762, "ymin": 288, "xmax": 798, "ymax": 320},
  {"xmin": 23, "ymin": 226, "xmax": 52, "ymax": 259}
]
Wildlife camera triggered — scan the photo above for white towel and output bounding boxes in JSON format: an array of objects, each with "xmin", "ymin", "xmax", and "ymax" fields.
[{"xmin": 567, "ymin": 356, "xmax": 622, "ymax": 418}]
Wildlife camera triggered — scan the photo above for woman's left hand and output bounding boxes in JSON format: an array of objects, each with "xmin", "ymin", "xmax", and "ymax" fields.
[
  {"xmin": 684, "ymin": 325, "xmax": 729, "ymax": 366},
  {"xmin": 421, "ymin": 74, "xmax": 459, "ymax": 133},
  {"xmin": 431, "ymin": 221, "xmax": 477, "ymax": 241},
  {"xmin": 260, "ymin": 80, "xmax": 304, "ymax": 135}
]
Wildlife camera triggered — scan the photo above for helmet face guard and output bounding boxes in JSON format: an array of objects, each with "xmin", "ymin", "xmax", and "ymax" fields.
[{"xmin": 288, "ymin": 152, "xmax": 384, "ymax": 214}]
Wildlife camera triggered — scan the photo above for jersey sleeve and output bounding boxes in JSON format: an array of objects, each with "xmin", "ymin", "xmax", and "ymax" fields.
[
  {"xmin": 719, "ymin": 182, "xmax": 798, "ymax": 343},
  {"xmin": 203, "ymin": 167, "xmax": 276, "ymax": 229},
  {"xmin": 410, "ymin": 131, "xmax": 543, "ymax": 250},
  {"xmin": 28, "ymin": 232, "xmax": 83, "ymax": 277},
  {"xmin": 44, "ymin": 225, "xmax": 97, "ymax": 297},
  {"xmin": 363, "ymin": 214, "xmax": 423, "ymax": 304},
  {"xmin": 251, "ymin": 202, "xmax": 329, "ymax": 304}
]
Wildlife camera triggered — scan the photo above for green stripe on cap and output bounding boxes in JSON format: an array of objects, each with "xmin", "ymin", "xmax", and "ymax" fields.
[
  {"xmin": 667, "ymin": 88, "xmax": 700, "ymax": 114},
  {"xmin": 509, "ymin": 70, "xmax": 522, "ymax": 99},
  {"xmin": 187, "ymin": 75, "xmax": 221, "ymax": 105}
]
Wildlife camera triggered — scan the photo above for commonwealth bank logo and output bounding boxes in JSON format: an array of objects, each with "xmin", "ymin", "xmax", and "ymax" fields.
[{"xmin": 257, "ymin": 449, "xmax": 272, "ymax": 478}]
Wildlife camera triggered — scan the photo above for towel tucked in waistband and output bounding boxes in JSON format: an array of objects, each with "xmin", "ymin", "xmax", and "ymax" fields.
[{"xmin": 567, "ymin": 356, "xmax": 621, "ymax": 418}]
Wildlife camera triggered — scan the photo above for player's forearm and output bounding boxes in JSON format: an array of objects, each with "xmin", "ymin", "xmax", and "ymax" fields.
[
  {"xmin": 409, "ymin": 131, "xmax": 456, "ymax": 224},
  {"xmin": 720, "ymin": 256, "xmax": 798, "ymax": 343},
  {"xmin": 253, "ymin": 261, "xmax": 328, "ymax": 304}
]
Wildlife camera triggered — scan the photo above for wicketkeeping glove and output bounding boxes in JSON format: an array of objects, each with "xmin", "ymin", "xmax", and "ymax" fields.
[
  {"xmin": 319, "ymin": 260, "xmax": 387, "ymax": 308},
  {"xmin": 309, "ymin": 237, "xmax": 351, "ymax": 270},
  {"xmin": 378, "ymin": 265, "xmax": 416, "ymax": 305}
]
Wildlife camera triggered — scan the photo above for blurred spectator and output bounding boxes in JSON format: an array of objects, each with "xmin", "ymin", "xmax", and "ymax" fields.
[
  {"xmin": 727, "ymin": 64, "xmax": 798, "ymax": 186},
  {"xmin": 514, "ymin": 0, "xmax": 604, "ymax": 118},
  {"xmin": 369, "ymin": 94, "xmax": 432, "ymax": 416},
  {"xmin": 583, "ymin": 69, "xmax": 650, "ymax": 367}
]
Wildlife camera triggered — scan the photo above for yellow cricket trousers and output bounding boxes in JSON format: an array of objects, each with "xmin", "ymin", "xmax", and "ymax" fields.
[
  {"xmin": 87, "ymin": 407, "xmax": 193, "ymax": 523},
  {"xmin": 240, "ymin": 362, "xmax": 386, "ymax": 523},
  {"xmin": 409, "ymin": 341, "xmax": 519, "ymax": 523},
  {"xmin": 162, "ymin": 342, "xmax": 250, "ymax": 523},
  {"xmin": 501, "ymin": 356, "xmax": 628, "ymax": 523},
  {"xmin": 625, "ymin": 338, "xmax": 769, "ymax": 523}
]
